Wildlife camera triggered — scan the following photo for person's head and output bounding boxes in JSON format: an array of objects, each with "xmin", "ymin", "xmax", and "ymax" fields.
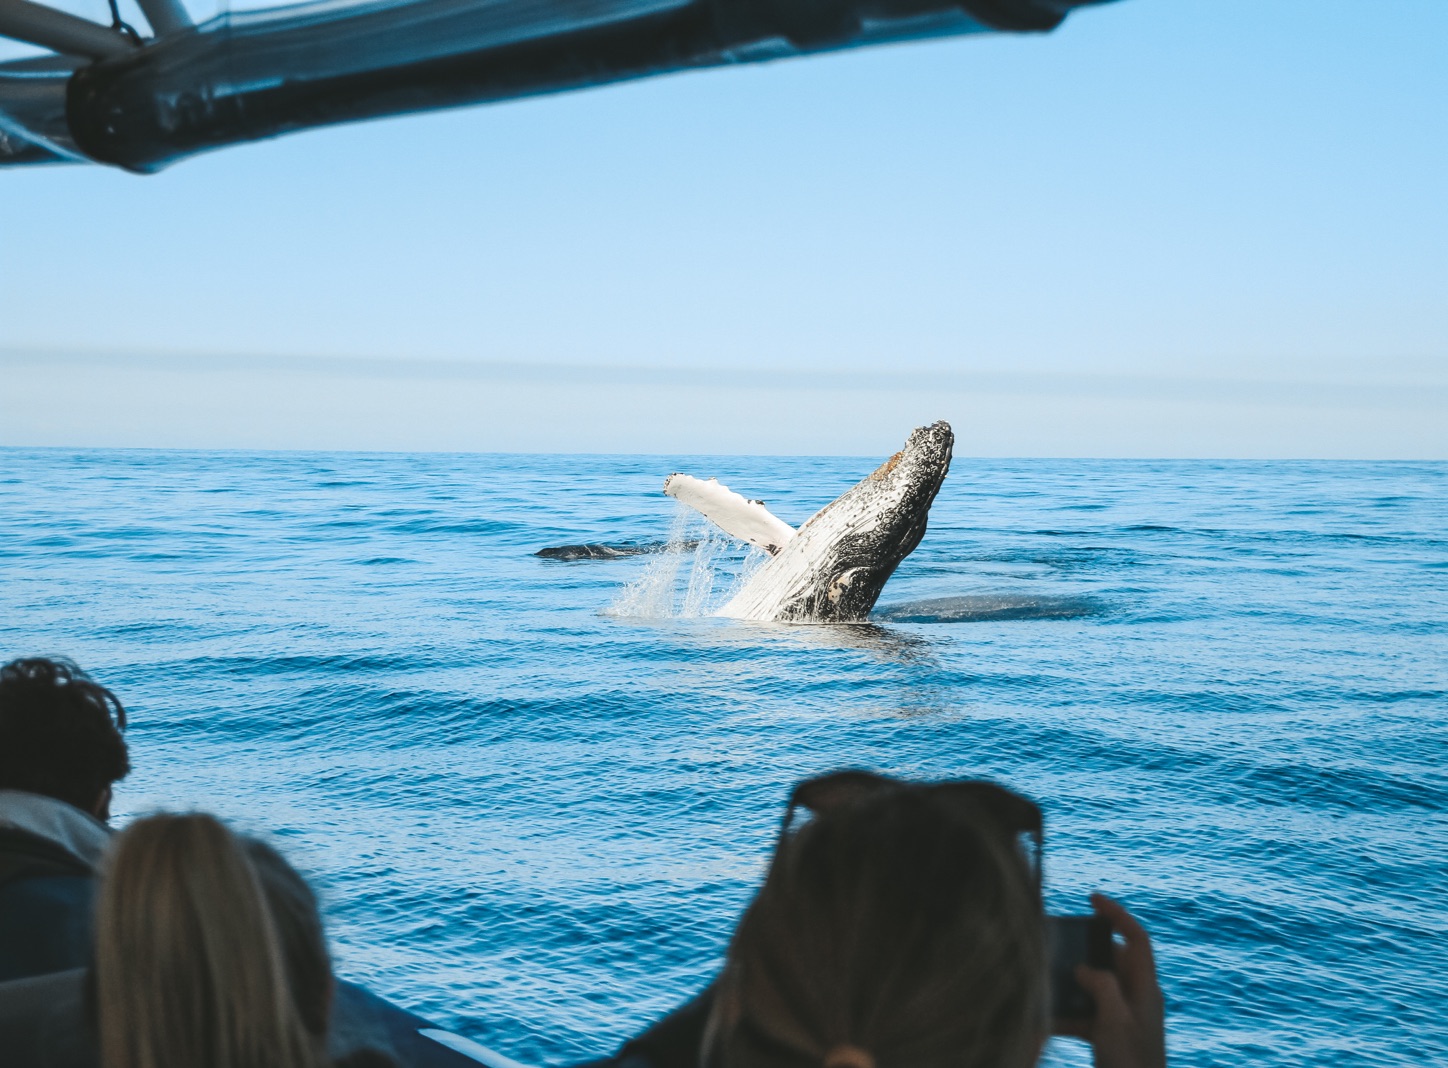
[
  {"xmin": 0, "ymin": 656, "xmax": 129, "ymax": 819},
  {"xmin": 93, "ymin": 813, "xmax": 326, "ymax": 1068},
  {"xmin": 241, "ymin": 836, "xmax": 334, "ymax": 1040},
  {"xmin": 705, "ymin": 771, "xmax": 1047, "ymax": 1068}
]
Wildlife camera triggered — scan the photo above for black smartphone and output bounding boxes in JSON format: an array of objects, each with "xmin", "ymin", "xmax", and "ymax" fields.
[{"xmin": 1048, "ymin": 915, "xmax": 1114, "ymax": 1024}]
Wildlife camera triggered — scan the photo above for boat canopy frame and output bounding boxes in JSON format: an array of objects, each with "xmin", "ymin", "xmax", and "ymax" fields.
[{"xmin": 0, "ymin": 0, "xmax": 1108, "ymax": 171}]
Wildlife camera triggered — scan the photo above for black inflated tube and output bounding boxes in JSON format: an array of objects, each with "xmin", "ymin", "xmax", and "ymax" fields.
[{"xmin": 66, "ymin": 0, "xmax": 1091, "ymax": 173}]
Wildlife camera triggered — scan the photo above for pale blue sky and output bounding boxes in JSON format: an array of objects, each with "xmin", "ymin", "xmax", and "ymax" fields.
[{"xmin": 2, "ymin": 0, "xmax": 1445, "ymax": 456}]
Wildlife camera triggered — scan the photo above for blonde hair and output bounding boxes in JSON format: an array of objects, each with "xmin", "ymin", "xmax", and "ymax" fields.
[
  {"xmin": 706, "ymin": 782, "xmax": 1046, "ymax": 1068},
  {"xmin": 94, "ymin": 813, "xmax": 327, "ymax": 1068}
]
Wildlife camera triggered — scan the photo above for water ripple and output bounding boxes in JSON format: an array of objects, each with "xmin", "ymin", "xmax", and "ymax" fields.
[{"xmin": 1, "ymin": 450, "xmax": 1444, "ymax": 1068}]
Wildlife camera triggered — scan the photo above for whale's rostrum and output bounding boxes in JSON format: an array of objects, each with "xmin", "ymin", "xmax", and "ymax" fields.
[{"xmin": 667, "ymin": 421, "xmax": 954, "ymax": 622}]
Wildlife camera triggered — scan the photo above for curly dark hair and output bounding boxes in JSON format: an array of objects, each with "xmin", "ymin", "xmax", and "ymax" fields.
[{"xmin": 0, "ymin": 657, "xmax": 130, "ymax": 813}]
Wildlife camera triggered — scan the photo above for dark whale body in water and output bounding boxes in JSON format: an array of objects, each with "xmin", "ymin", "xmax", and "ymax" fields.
[
  {"xmin": 535, "ymin": 540, "xmax": 699, "ymax": 561},
  {"xmin": 873, "ymin": 594, "xmax": 1105, "ymax": 623}
]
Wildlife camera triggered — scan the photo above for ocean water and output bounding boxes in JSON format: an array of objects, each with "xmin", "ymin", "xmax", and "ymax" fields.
[{"xmin": 1, "ymin": 448, "xmax": 1445, "ymax": 1068}]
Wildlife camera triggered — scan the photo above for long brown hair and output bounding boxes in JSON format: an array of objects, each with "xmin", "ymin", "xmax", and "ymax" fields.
[
  {"xmin": 706, "ymin": 774, "xmax": 1047, "ymax": 1068},
  {"xmin": 94, "ymin": 813, "xmax": 327, "ymax": 1068},
  {"xmin": 241, "ymin": 836, "xmax": 334, "ymax": 1040}
]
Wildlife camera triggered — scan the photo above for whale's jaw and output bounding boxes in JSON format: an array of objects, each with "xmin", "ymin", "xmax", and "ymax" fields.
[{"xmin": 718, "ymin": 421, "xmax": 954, "ymax": 623}]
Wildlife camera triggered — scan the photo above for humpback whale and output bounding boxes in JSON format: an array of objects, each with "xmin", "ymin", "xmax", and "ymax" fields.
[{"xmin": 666, "ymin": 421, "xmax": 954, "ymax": 623}]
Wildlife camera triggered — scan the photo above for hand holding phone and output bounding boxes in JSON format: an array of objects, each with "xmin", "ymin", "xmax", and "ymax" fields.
[
  {"xmin": 1049, "ymin": 913, "xmax": 1114, "ymax": 1029},
  {"xmin": 1061, "ymin": 894, "xmax": 1167, "ymax": 1068}
]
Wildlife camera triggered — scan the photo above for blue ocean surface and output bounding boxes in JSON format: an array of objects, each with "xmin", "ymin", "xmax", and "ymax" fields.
[{"xmin": 1, "ymin": 449, "xmax": 1445, "ymax": 1068}]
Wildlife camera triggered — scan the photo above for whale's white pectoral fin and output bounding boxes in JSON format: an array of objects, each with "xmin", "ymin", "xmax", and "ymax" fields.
[{"xmin": 663, "ymin": 474, "xmax": 797, "ymax": 555}]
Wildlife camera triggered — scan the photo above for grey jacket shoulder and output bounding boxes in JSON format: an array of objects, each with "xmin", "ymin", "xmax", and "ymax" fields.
[
  {"xmin": 0, "ymin": 828, "xmax": 97, "ymax": 983},
  {"xmin": 0, "ymin": 968, "xmax": 95, "ymax": 1068},
  {"xmin": 0, "ymin": 794, "xmax": 107, "ymax": 984}
]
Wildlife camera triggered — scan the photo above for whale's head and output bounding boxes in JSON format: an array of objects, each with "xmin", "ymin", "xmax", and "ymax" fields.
[{"xmin": 720, "ymin": 421, "xmax": 954, "ymax": 623}]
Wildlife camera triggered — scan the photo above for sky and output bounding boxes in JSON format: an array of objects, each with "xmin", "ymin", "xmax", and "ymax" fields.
[{"xmin": 2, "ymin": 0, "xmax": 1445, "ymax": 457}]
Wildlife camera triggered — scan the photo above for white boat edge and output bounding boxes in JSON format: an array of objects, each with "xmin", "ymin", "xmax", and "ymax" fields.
[{"xmin": 418, "ymin": 1027, "xmax": 537, "ymax": 1068}]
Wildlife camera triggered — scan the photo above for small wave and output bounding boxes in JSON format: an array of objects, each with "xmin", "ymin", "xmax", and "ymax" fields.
[
  {"xmin": 178, "ymin": 652, "xmax": 437, "ymax": 677},
  {"xmin": 873, "ymin": 594, "xmax": 1105, "ymax": 623},
  {"xmin": 387, "ymin": 518, "xmax": 517, "ymax": 536}
]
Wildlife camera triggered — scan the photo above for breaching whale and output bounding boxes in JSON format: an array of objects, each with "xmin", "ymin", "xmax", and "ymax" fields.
[{"xmin": 666, "ymin": 421, "xmax": 954, "ymax": 622}]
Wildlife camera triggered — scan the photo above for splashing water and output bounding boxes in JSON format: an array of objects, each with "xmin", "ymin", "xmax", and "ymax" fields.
[
  {"xmin": 608, "ymin": 504, "xmax": 760, "ymax": 619},
  {"xmin": 680, "ymin": 529, "xmax": 726, "ymax": 617},
  {"xmin": 606, "ymin": 507, "xmax": 689, "ymax": 618}
]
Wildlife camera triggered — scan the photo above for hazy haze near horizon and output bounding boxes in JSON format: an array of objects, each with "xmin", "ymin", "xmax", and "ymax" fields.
[{"xmin": 2, "ymin": 0, "xmax": 1444, "ymax": 457}]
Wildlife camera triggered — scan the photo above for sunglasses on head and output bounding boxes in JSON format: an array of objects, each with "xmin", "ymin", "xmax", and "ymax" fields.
[{"xmin": 781, "ymin": 769, "xmax": 1044, "ymax": 895}]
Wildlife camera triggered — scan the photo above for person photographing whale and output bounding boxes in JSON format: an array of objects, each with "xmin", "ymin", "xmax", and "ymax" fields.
[
  {"xmin": 607, "ymin": 771, "xmax": 1165, "ymax": 1068},
  {"xmin": 0, "ymin": 657, "xmax": 130, "ymax": 982}
]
